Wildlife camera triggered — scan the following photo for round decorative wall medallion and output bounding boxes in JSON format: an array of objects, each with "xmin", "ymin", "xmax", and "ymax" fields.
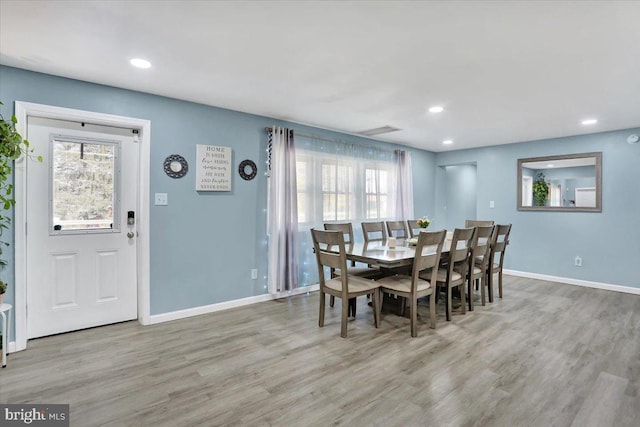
[
  {"xmin": 239, "ymin": 159, "xmax": 257, "ymax": 181},
  {"xmin": 163, "ymin": 154, "xmax": 188, "ymax": 178}
]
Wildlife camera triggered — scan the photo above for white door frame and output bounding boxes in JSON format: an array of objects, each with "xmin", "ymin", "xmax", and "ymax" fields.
[{"xmin": 14, "ymin": 101, "xmax": 151, "ymax": 352}]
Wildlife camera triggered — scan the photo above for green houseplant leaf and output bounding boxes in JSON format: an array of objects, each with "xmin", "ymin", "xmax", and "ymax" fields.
[
  {"xmin": 0, "ymin": 100, "xmax": 42, "ymax": 295},
  {"xmin": 533, "ymin": 172, "xmax": 549, "ymax": 207}
]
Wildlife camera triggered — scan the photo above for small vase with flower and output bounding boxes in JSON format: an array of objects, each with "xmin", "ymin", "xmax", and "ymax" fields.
[{"xmin": 417, "ymin": 216, "xmax": 430, "ymax": 231}]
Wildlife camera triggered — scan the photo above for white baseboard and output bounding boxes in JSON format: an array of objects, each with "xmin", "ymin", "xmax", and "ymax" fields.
[
  {"xmin": 147, "ymin": 284, "xmax": 319, "ymax": 325},
  {"xmin": 504, "ymin": 270, "xmax": 640, "ymax": 295},
  {"xmin": 8, "ymin": 341, "xmax": 16, "ymax": 353},
  {"xmin": 272, "ymin": 284, "xmax": 320, "ymax": 299}
]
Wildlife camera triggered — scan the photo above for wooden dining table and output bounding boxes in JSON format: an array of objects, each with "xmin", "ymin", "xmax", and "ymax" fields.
[
  {"xmin": 339, "ymin": 239, "xmax": 454, "ymax": 316},
  {"xmin": 341, "ymin": 235, "xmax": 490, "ymax": 313},
  {"xmin": 344, "ymin": 237, "xmax": 457, "ymax": 270},
  {"xmin": 331, "ymin": 234, "xmax": 489, "ymax": 316}
]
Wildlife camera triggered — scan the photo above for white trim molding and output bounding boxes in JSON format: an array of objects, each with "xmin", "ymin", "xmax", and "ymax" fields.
[
  {"xmin": 504, "ymin": 270, "xmax": 640, "ymax": 295},
  {"xmin": 148, "ymin": 285, "xmax": 320, "ymax": 325},
  {"xmin": 14, "ymin": 101, "xmax": 151, "ymax": 351}
]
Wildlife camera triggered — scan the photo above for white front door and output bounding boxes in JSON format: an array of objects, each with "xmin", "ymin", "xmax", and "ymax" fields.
[{"xmin": 26, "ymin": 117, "xmax": 138, "ymax": 339}]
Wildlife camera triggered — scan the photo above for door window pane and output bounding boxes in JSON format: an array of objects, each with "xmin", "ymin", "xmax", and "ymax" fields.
[{"xmin": 51, "ymin": 138, "xmax": 119, "ymax": 232}]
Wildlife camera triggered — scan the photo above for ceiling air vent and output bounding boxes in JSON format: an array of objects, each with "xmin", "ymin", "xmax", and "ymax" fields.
[{"xmin": 357, "ymin": 126, "xmax": 401, "ymax": 137}]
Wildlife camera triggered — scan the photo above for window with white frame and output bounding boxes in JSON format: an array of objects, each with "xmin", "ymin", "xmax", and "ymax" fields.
[
  {"xmin": 322, "ymin": 161, "xmax": 355, "ymax": 221},
  {"xmin": 295, "ymin": 139, "xmax": 396, "ymax": 228},
  {"xmin": 294, "ymin": 135, "xmax": 398, "ymax": 287},
  {"xmin": 365, "ymin": 166, "xmax": 391, "ymax": 219}
]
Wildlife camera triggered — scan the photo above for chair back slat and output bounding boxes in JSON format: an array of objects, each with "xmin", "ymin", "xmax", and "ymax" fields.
[
  {"xmin": 491, "ymin": 224, "xmax": 512, "ymax": 254},
  {"xmin": 386, "ymin": 220, "xmax": 408, "ymax": 238},
  {"xmin": 311, "ymin": 229, "xmax": 347, "ymax": 271},
  {"xmin": 465, "ymin": 219, "xmax": 495, "ymax": 227},
  {"xmin": 443, "ymin": 227, "xmax": 475, "ymax": 285},
  {"xmin": 488, "ymin": 224, "xmax": 512, "ymax": 267},
  {"xmin": 324, "ymin": 222, "xmax": 354, "ymax": 244},
  {"xmin": 318, "ymin": 250, "xmax": 342, "ymax": 269},
  {"xmin": 413, "ymin": 230, "xmax": 446, "ymax": 273},
  {"xmin": 493, "ymin": 241, "xmax": 507, "ymax": 252},
  {"xmin": 324, "ymin": 223, "xmax": 356, "ymax": 267},
  {"xmin": 407, "ymin": 220, "xmax": 421, "ymax": 238},
  {"xmin": 450, "ymin": 227, "xmax": 475, "ymax": 263},
  {"xmin": 413, "ymin": 230, "xmax": 446, "ymax": 294},
  {"xmin": 361, "ymin": 221, "xmax": 387, "ymax": 243},
  {"xmin": 470, "ymin": 225, "xmax": 495, "ymax": 266}
]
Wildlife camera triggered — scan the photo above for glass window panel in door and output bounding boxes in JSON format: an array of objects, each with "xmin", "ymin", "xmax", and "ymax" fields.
[{"xmin": 51, "ymin": 138, "xmax": 120, "ymax": 233}]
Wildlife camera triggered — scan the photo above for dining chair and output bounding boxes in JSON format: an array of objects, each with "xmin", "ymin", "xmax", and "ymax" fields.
[
  {"xmin": 324, "ymin": 222, "xmax": 381, "ymax": 314},
  {"xmin": 361, "ymin": 221, "xmax": 387, "ymax": 243},
  {"xmin": 376, "ymin": 230, "xmax": 446, "ymax": 336},
  {"xmin": 465, "ymin": 219, "xmax": 495, "ymax": 227},
  {"xmin": 324, "ymin": 223, "xmax": 380, "ymax": 277},
  {"xmin": 464, "ymin": 225, "xmax": 495, "ymax": 309},
  {"xmin": 407, "ymin": 219, "xmax": 421, "ymax": 238},
  {"xmin": 429, "ymin": 227, "xmax": 475, "ymax": 321},
  {"xmin": 311, "ymin": 228, "xmax": 381, "ymax": 338},
  {"xmin": 483, "ymin": 224, "xmax": 512, "ymax": 302},
  {"xmin": 385, "ymin": 220, "xmax": 409, "ymax": 239}
]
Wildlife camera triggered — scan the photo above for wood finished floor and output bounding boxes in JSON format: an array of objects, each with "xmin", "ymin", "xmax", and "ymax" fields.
[{"xmin": 1, "ymin": 275, "xmax": 639, "ymax": 427}]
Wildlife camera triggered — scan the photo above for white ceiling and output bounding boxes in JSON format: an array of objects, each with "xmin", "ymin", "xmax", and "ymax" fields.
[{"xmin": 1, "ymin": 1, "xmax": 639, "ymax": 152}]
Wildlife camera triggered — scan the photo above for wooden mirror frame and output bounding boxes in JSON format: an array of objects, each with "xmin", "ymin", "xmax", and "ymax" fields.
[{"xmin": 517, "ymin": 152, "xmax": 602, "ymax": 212}]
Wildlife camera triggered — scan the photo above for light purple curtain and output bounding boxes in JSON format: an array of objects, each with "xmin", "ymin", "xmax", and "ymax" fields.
[
  {"xmin": 395, "ymin": 150, "xmax": 414, "ymax": 221},
  {"xmin": 267, "ymin": 126, "xmax": 298, "ymax": 292}
]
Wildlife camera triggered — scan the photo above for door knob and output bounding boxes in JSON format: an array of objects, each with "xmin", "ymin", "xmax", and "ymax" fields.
[{"xmin": 127, "ymin": 232, "xmax": 135, "ymax": 239}]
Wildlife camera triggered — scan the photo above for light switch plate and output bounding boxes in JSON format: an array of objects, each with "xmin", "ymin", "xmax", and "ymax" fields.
[
  {"xmin": 489, "ymin": 200, "xmax": 495, "ymax": 208},
  {"xmin": 155, "ymin": 193, "xmax": 168, "ymax": 206}
]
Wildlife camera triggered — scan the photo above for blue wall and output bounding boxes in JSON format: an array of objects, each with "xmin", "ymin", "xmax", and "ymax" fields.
[
  {"xmin": 434, "ymin": 131, "xmax": 640, "ymax": 288},
  {"xmin": 1, "ymin": 63, "xmax": 638, "ymax": 333},
  {"xmin": 0, "ymin": 66, "xmax": 436, "ymax": 317},
  {"xmin": 441, "ymin": 164, "xmax": 477, "ymax": 230}
]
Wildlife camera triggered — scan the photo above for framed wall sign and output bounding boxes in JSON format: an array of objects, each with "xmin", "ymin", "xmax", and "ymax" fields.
[{"xmin": 196, "ymin": 144, "xmax": 232, "ymax": 191}]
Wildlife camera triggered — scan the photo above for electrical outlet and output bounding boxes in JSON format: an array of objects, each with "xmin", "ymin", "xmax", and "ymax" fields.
[
  {"xmin": 251, "ymin": 269, "xmax": 258, "ymax": 279},
  {"xmin": 575, "ymin": 256, "xmax": 582, "ymax": 267}
]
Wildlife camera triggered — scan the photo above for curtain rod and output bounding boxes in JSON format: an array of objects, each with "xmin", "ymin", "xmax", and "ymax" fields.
[
  {"xmin": 266, "ymin": 126, "xmax": 344, "ymax": 144},
  {"xmin": 265, "ymin": 126, "xmax": 403, "ymax": 151}
]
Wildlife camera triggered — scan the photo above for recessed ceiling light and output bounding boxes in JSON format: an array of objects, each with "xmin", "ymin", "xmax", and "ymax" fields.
[
  {"xmin": 130, "ymin": 58, "xmax": 151, "ymax": 69},
  {"xmin": 442, "ymin": 140, "xmax": 453, "ymax": 145},
  {"xmin": 581, "ymin": 119, "xmax": 597, "ymax": 125},
  {"xmin": 429, "ymin": 106, "xmax": 444, "ymax": 113},
  {"xmin": 547, "ymin": 164, "xmax": 554, "ymax": 168}
]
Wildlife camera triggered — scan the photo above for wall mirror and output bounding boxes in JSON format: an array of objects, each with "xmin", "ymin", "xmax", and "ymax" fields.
[{"xmin": 517, "ymin": 152, "xmax": 602, "ymax": 212}]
